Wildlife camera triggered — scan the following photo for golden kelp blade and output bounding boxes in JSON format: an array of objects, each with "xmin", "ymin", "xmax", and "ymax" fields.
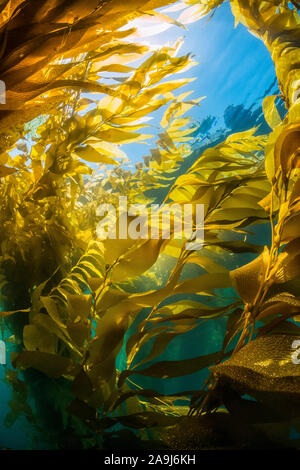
[{"xmin": 230, "ymin": 248, "xmax": 269, "ymax": 304}]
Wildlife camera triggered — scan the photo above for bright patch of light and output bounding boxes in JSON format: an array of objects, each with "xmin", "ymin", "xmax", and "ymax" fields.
[
  {"xmin": 177, "ymin": 5, "xmax": 207, "ymax": 25},
  {"xmin": 121, "ymin": 8, "xmax": 186, "ymax": 50},
  {"xmin": 130, "ymin": 21, "xmax": 174, "ymax": 39},
  {"xmin": 162, "ymin": 2, "xmax": 187, "ymax": 13}
]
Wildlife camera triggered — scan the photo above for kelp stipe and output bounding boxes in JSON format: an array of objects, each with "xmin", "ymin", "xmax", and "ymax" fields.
[{"xmin": 0, "ymin": 0, "xmax": 300, "ymax": 450}]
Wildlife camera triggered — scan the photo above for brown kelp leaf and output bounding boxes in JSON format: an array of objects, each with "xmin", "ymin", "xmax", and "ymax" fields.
[
  {"xmin": 230, "ymin": 248, "xmax": 269, "ymax": 303},
  {"xmin": 12, "ymin": 351, "xmax": 79, "ymax": 379},
  {"xmin": 110, "ymin": 238, "xmax": 166, "ymax": 282},
  {"xmin": 23, "ymin": 324, "xmax": 57, "ymax": 354},
  {"xmin": 118, "ymin": 350, "xmax": 224, "ymax": 386},
  {"xmin": 66, "ymin": 293, "xmax": 92, "ymax": 322},
  {"xmin": 111, "ymin": 389, "xmax": 195, "ymax": 412},
  {"xmin": 0, "ymin": 165, "xmax": 17, "ymax": 177},
  {"xmin": 222, "ymin": 392, "xmax": 284, "ymax": 425},
  {"xmin": 262, "ymin": 95, "xmax": 282, "ymax": 130},
  {"xmin": 130, "ymin": 325, "xmax": 199, "ymax": 370},
  {"xmin": 100, "ymin": 411, "xmax": 182, "ymax": 430},
  {"xmin": 273, "ymin": 238, "xmax": 300, "ymax": 283},
  {"xmin": 211, "ymin": 335, "xmax": 300, "ymax": 418},
  {"xmin": 206, "ymin": 240, "xmax": 264, "ymax": 254},
  {"xmin": 67, "ymin": 399, "xmax": 96, "ymax": 422},
  {"xmin": 256, "ymin": 292, "xmax": 300, "ymax": 323},
  {"xmin": 258, "ymin": 192, "xmax": 272, "ymax": 213},
  {"xmin": 222, "ymin": 308, "xmax": 244, "ymax": 352},
  {"xmin": 186, "ymin": 254, "xmax": 228, "ymax": 274},
  {"xmin": 66, "ymin": 321, "xmax": 91, "ymax": 348},
  {"xmin": 87, "ymin": 299, "xmax": 137, "ymax": 374},
  {"xmin": 0, "ymin": 308, "xmax": 30, "ymax": 318},
  {"xmin": 274, "ymin": 122, "xmax": 300, "ymax": 178},
  {"xmin": 160, "ymin": 411, "xmax": 281, "ymax": 450},
  {"xmin": 40, "ymin": 296, "xmax": 68, "ymax": 330},
  {"xmin": 75, "ymin": 145, "xmax": 119, "ymax": 165},
  {"xmin": 71, "ymin": 369, "xmax": 94, "ymax": 402},
  {"xmin": 126, "ymin": 325, "xmax": 171, "ymax": 367},
  {"xmin": 257, "ymin": 318, "xmax": 300, "ymax": 337},
  {"xmin": 173, "ymin": 272, "xmax": 231, "ymax": 295},
  {"xmin": 145, "ymin": 301, "xmax": 241, "ymax": 328},
  {"xmin": 281, "ymin": 212, "xmax": 300, "ymax": 242},
  {"xmin": 289, "ymin": 175, "xmax": 300, "ymax": 206}
]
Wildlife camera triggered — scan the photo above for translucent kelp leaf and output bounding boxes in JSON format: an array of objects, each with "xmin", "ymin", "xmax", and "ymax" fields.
[
  {"xmin": 93, "ymin": 129, "xmax": 151, "ymax": 144},
  {"xmin": 40, "ymin": 296, "xmax": 67, "ymax": 330},
  {"xmin": 74, "ymin": 145, "xmax": 119, "ymax": 165},
  {"xmin": 274, "ymin": 123, "xmax": 300, "ymax": 175},
  {"xmin": 281, "ymin": 213, "xmax": 300, "ymax": 242},
  {"xmin": 119, "ymin": 351, "xmax": 223, "ymax": 385},
  {"xmin": 174, "ymin": 272, "xmax": 231, "ymax": 295},
  {"xmin": 110, "ymin": 239, "xmax": 166, "ymax": 282},
  {"xmin": 178, "ymin": 3, "xmax": 216, "ymax": 24},
  {"xmin": 0, "ymin": 308, "xmax": 30, "ymax": 318},
  {"xmin": 230, "ymin": 248, "xmax": 269, "ymax": 303},
  {"xmin": 87, "ymin": 302, "xmax": 134, "ymax": 372},
  {"xmin": 186, "ymin": 254, "xmax": 228, "ymax": 274},
  {"xmin": 66, "ymin": 293, "xmax": 93, "ymax": 322},
  {"xmin": 128, "ymin": 323, "xmax": 199, "ymax": 370},
  {"xmin": 272, "ymin": 238, "xmax": 300, "ymax": 283},
  {"xmin": 207, "ymin": 240, "xmax": 264, "ymax": 254},
  {"xmin": 256, "ymin": 292, "xmax": 300, "ymax": 324},
  {"xmin": 262, "ymin": 95, "xmax": 282, "ymax": 130}
]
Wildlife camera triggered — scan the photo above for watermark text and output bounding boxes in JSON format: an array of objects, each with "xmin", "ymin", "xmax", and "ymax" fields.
[
  {"xmin": 96, "ymin": 197, "xmax": 204, "ymax": 250},
  {"xmin": 0, "ymin": 80, "xmax": 6, "ymax": 104},
  {"xmin": 0, "ymin": 340, "xmax": 6, "ymax": 365}
]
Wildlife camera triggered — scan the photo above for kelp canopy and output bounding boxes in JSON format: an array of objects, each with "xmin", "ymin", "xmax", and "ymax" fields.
[{"xmin": 0, "ymin": 0, "xmax": 300, "ymax": 450}]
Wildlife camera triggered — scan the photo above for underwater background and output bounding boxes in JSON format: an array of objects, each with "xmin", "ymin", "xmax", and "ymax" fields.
[
  {"xmin": 0, "ymin": 0, "xmax": 299, "ymax": 450},
  {"xmin": 0, "ymin": 1, "xmax": 280, "ymax": 450}
]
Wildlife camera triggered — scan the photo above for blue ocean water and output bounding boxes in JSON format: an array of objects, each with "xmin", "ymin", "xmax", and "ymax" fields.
[
  {"xmin": 121, "ymin": 1, "xmax": 278, "ymax": 163},
  {"xmin": 0, "ymin": 342, "xmax": 34, "ymax": 449}
]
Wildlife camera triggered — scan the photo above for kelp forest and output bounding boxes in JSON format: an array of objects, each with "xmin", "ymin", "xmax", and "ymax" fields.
[{"xmin": 0, "ymin": 0, "xmax": 300, "ymax": 451}]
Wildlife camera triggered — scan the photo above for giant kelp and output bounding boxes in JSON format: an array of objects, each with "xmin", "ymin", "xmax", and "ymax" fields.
[{"xmin": 0, "ymin": 0, "xmax": 300, "ymax": 450}]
